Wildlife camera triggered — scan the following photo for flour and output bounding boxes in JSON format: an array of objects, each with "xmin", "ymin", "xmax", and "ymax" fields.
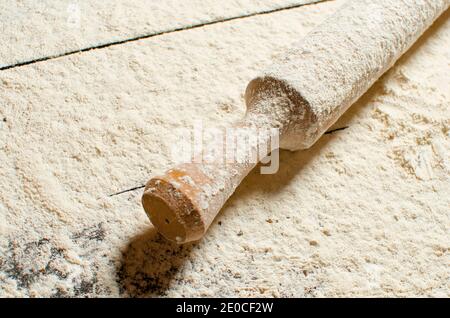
[{"xmin": 0, "ymin": 0, "xmax": 324, "ymax": 68}]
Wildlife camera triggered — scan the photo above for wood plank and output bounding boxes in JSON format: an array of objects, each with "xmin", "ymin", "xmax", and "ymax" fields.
[{"xmin": 1, "ymin": 0, "xmax": 327, "ymax": 68}]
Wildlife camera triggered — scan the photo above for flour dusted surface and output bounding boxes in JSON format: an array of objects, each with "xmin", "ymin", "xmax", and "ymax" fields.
[{"xmin": 0, "ymin": 1, "xmax": 449, "ymax": 297}]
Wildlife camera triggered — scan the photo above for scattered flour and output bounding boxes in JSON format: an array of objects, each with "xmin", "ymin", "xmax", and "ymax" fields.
[
  {"xmin": 0, "ymin": 0, "xmax": 324, "ymax": 67},
  {"xmin": 0, "ymin": 0, "xmax": 448, "ymax": 297}
]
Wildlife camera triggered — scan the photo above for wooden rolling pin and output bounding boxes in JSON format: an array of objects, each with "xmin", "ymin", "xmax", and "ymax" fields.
[{"xmin": 142, "ymin": 0, "xmax": 449, "ymax": 243}]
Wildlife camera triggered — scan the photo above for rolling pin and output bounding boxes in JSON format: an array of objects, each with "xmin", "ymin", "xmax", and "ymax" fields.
[{"xmin": 142, "ymin": 0, "xmax": 449, "ymax": 243}]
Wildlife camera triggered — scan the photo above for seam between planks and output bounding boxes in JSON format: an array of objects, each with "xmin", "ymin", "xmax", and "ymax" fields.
[
  {"xmin": 0, "ymin": 0, "xmax": 333, "ymax": 71},
  {"xmin": 108, "ymin": 126, "xmax": 349, "ymax": 197}
]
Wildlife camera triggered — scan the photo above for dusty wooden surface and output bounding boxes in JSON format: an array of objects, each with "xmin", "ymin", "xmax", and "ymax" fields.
[{"xmin": 0, "ymin": 1, "xmax": 448, "ymax": 297}]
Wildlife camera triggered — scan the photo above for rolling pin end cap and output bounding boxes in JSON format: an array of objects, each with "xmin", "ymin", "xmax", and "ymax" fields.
[{"xmin": 142, "ymin": 176, "xmax": 205, "ymax": 244}]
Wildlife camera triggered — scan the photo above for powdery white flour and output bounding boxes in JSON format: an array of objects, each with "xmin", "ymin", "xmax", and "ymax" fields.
[
  {"xmin": 0, "ymin": 0, "xmax": 323, "ymax": 68},
  {"xmin": 0, "ymin": 1, "xmax": 449, "ymax": 297}
]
